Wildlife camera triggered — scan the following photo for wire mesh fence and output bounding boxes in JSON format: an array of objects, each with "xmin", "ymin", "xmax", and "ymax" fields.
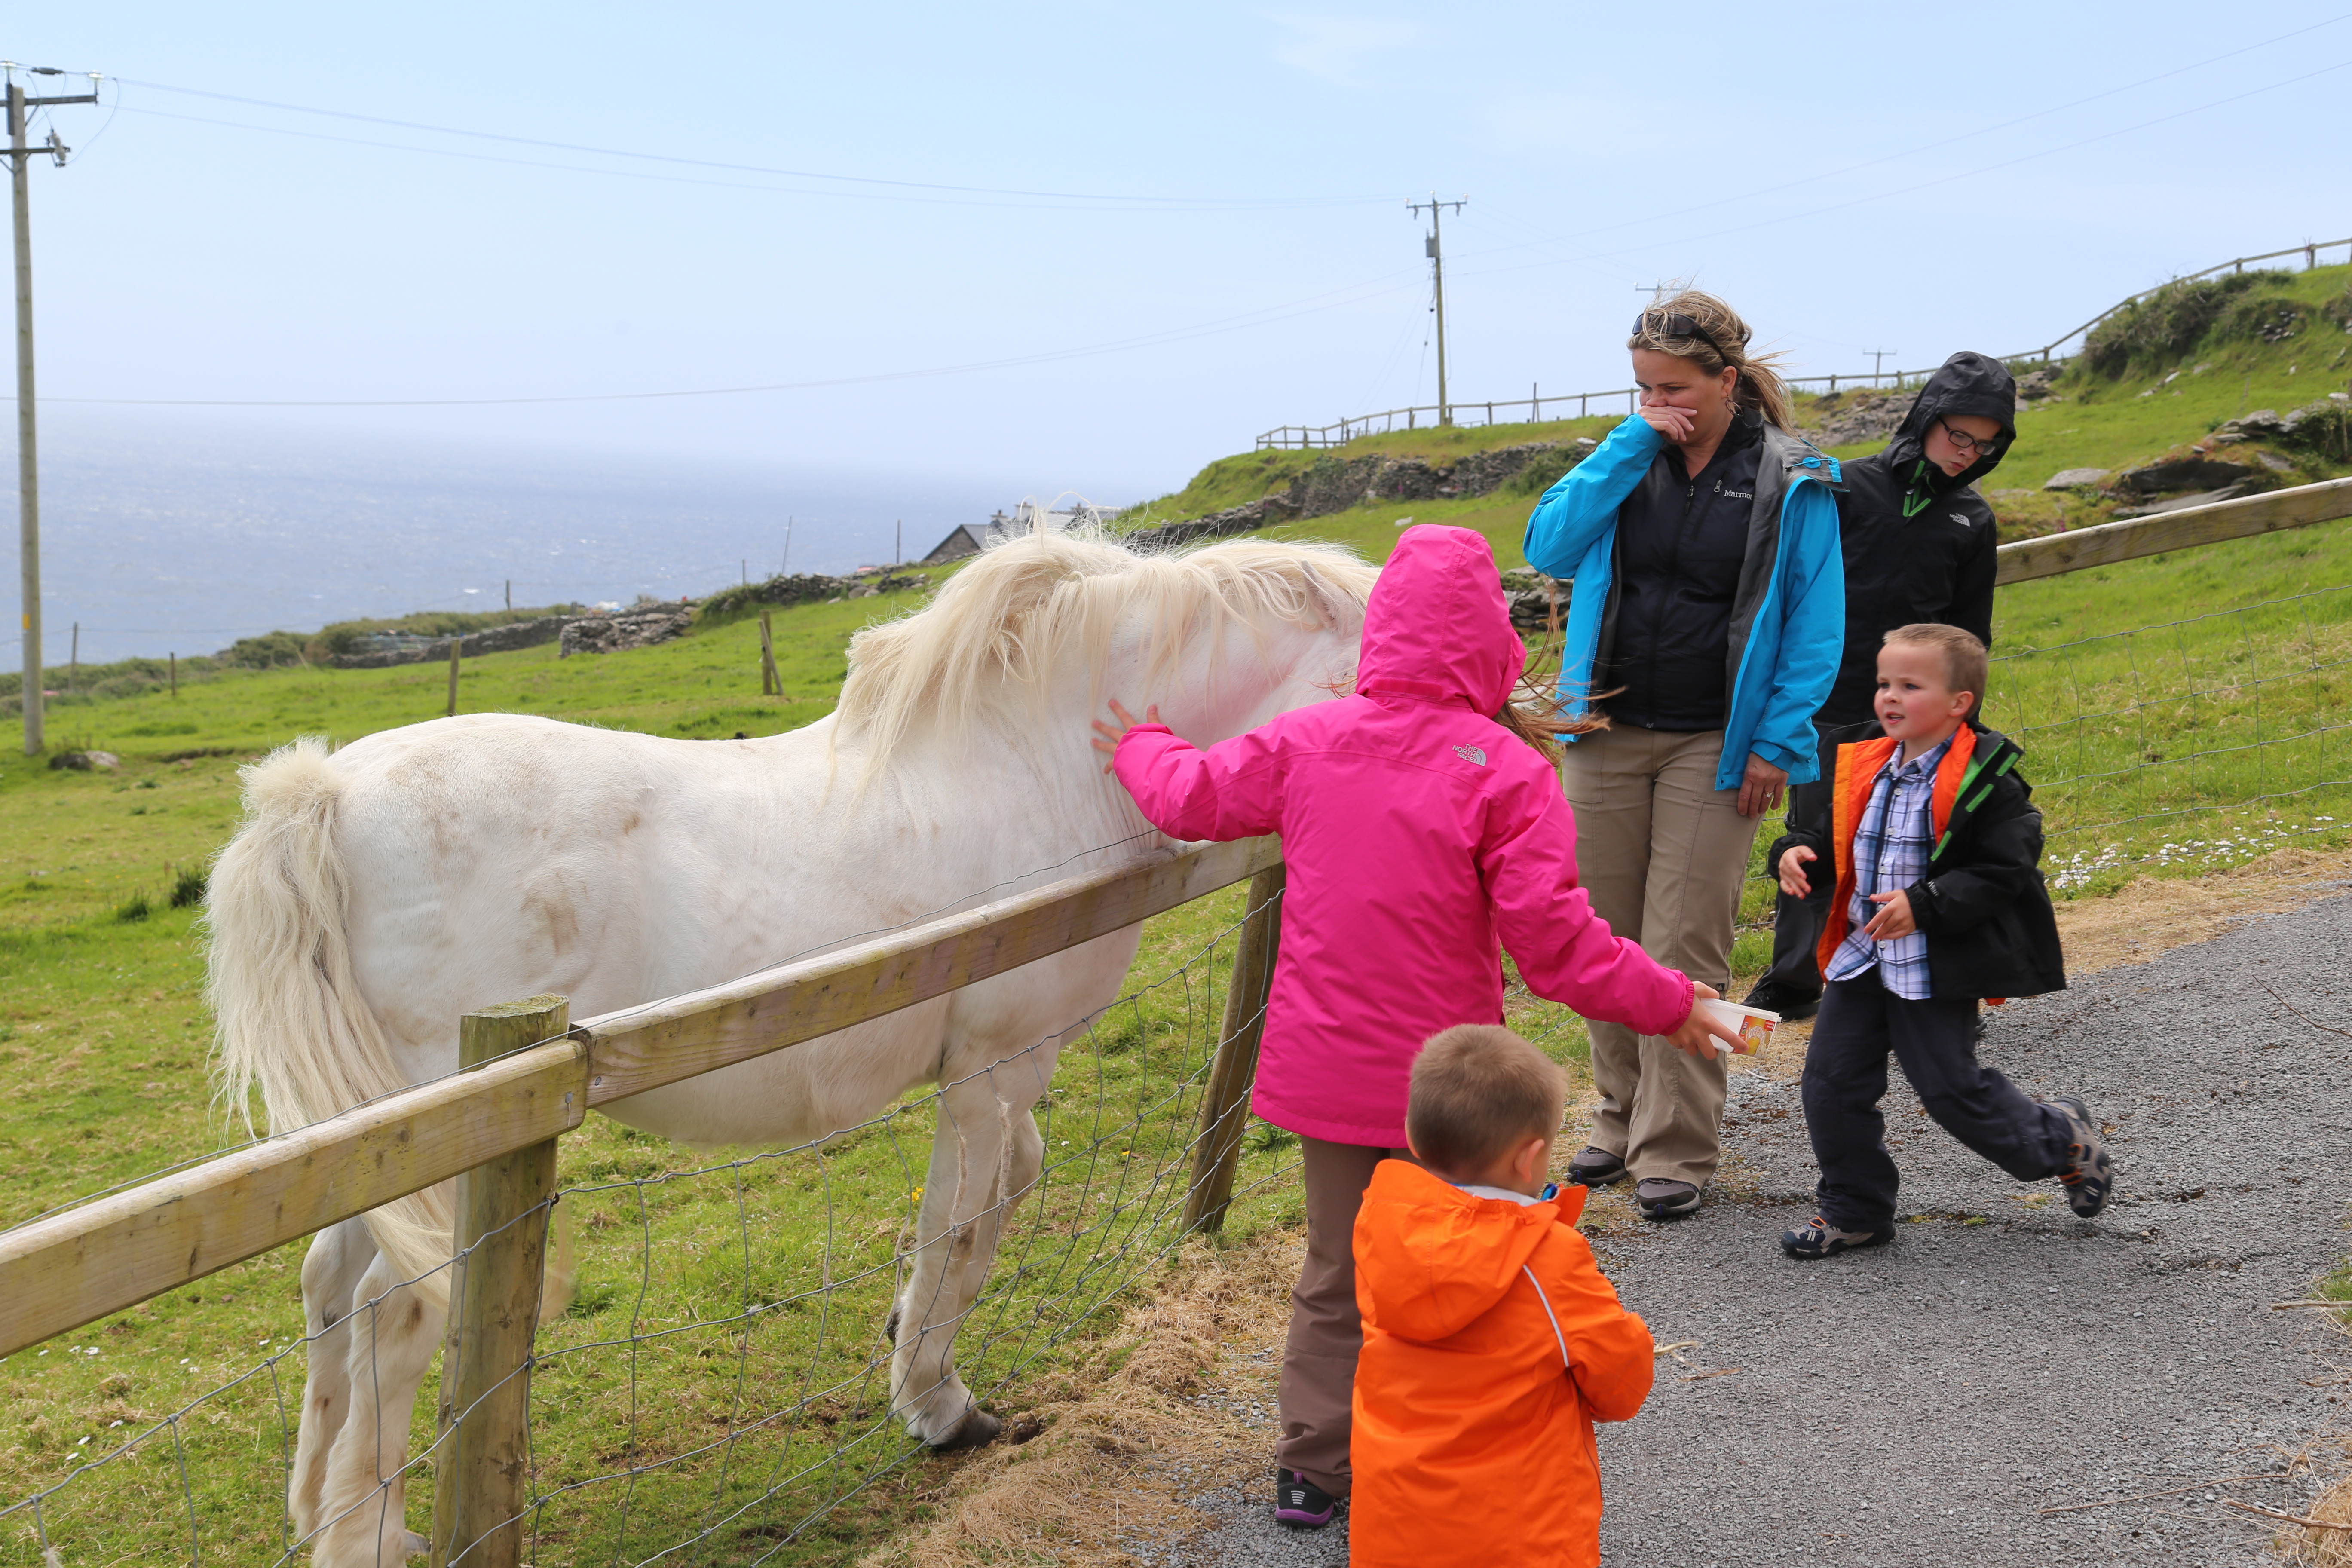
[
  {"xmin": 1991, "ymin": 583, "xmax": 2352, "ymax": 890},
  {"xmin": 0, "ymin": 873, "xmax": 1299, "ymax": 1566}
]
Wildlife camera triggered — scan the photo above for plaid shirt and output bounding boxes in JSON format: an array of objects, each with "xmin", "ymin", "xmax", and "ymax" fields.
[{"xmin": 1824, "ymin": 735, "xmax": 1951, "ymax": 1000}]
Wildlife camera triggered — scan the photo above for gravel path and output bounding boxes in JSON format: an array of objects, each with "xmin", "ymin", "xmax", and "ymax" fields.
[{"xmin": 1140, "ymin": 893, "xmax": 2352, "ymax": 1566}]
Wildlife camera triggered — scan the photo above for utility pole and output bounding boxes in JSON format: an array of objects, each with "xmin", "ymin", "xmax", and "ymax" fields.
[
  {"xmin": 1407, "ymin": 196, "xmax": 1465, "ymax": 426},
  {"xmin": 1635, "ymin": 281, "xmax": 1677, "ymax": 306},
  {"xmin": 1870, "ymin": 348, "xmax": 1897, "ymax": 386},
  {"xmin": 8, "ymin": 63, "xmax": 100, "ymax": 757}
]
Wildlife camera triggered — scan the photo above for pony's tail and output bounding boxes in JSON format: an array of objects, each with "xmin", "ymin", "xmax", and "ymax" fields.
[{"xmin": 205, "ymin": 738, "xmax": 453, "ymax": 1302}]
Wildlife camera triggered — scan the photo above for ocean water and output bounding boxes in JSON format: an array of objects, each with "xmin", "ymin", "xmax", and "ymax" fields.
[{"xmin": 2, "ymin": 415, "xmax": 1024, "ymax": 665}]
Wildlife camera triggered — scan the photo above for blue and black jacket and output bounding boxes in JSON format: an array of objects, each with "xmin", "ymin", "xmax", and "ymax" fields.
[{"xmin": 1522, "ymin": 415, "xmax": 1847, "ymax": 789}]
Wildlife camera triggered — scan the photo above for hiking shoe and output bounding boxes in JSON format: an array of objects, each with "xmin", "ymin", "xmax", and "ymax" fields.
[
  {"xmin": 2052, "ymin": 1096, "xmax": 2113, "ymax": 1218},
  {"xmin": 1740, "ymin": 980, "xmax": 1818, "ymax": 1022},
  {"xmin": 1635, "ymin": 1179, "xmax": 1704, "ymax": 1220},
  {"xmin": 1780, "ymin": 1215, "xmax": 1894, "ymax": 1259},
  {"xmin": 1567, "ymin": 1146, "xmax": 1627, "ymax": 1187},
  {"xmin": 1273, "ymin": 1468, "xmax": 1336, "ymax": 1529}
]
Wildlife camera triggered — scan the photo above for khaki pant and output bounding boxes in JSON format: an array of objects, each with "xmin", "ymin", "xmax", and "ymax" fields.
[
  {"xmin": 1274, "ymin": 1136, "xmax": 1410, "ymax": 1495},
  {"xmin": 1560, "ymin": 724, "xmax": 1761, "ymax": 1188}
]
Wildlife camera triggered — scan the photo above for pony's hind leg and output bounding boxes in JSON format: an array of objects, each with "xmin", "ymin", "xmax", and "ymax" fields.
[
  {"xmin": 291, "ymin": 1219, "xmax": 376, "ymax": 1537},
  {"xmin": 309, "ymin": 1251, "xmax": 446, "ymax": 1568},
  {"xmin": 889, "ymin": 1075, "xmax": 1045, "ymax": 1449}
]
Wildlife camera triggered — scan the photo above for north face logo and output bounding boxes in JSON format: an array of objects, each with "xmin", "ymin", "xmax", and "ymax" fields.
[
  {"xmin": 1453, "ymin": 744, "xmax": 1487, "ymax": 766},
  {"xmin": 1950, "ymin": 514, "xmax": 1971, "ymax": 527}
]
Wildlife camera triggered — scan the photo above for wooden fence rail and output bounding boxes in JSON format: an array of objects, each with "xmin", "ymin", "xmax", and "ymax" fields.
[
  {"xmin": 0, "ymin": 833, "xmax": 1285, "ymax": 1362},
  {"xmin": 1994, "ymin": 475, "xmax": 2352, "ymax": 586}
]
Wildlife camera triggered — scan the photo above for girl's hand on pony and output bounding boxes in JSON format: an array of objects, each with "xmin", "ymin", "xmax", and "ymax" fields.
[
  {"xmin": 1862, "ymin": 889, "xmax": 1917, "ymax": 941},
  {"xmin": 1776, "ymin": 845, "xmax": 1815, "ymax": 897},
  {"xmin": 1665, "ymin": 982, "xmax": 1743, "ymax": 1059},
  {"xmin": 1090, "ymin": 698, "xmax": 1162, "ymax": 774}
]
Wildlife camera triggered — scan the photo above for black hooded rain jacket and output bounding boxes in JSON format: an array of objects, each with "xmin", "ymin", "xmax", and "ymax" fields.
[{"xmin": 1819, "ymin": 352, "xmax": 2017, "ymax": 727}]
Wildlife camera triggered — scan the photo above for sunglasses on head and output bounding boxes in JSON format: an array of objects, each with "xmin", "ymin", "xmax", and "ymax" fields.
[{"xmin": 1634, "ymin": 310, "xmax": 1730, "ymax": 361}]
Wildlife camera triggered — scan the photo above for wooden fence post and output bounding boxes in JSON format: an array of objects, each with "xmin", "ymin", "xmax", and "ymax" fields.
[
  {"xmin": 446, "ymin": 640, "xmax": 462, "ymax": 719},
  {"xmin": 758, "ymin": 612, "xmax": 781, "ymax": 696},
  {"xmin": 1183, "ymin": 864, "xmax": 1284, "ymax": 1236},
  {"xmin": 431, "ymin": 995, "xmax": 569, "ymax": 1568}
]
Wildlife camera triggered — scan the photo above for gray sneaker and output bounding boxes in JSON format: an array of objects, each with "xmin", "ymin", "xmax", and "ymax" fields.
[
  {"xmin": 1780, "ymin": 1215, "xmax": 1894, "ymax": 1259},
  {"xmin": 1635, "ymin": 1179, "xmax": 1703, "ymax": 1220},
  {"xmin": 1568, "ymin": 1147, "xmax": 1627, "ymax": 1187},
  {"xmin": 2052, "ymin": 1097, "xmax": 2113, "ymax": 1218}
]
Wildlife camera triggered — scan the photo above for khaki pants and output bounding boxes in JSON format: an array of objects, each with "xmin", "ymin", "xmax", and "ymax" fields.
[
  {"xmin": 1560, "ymin": 724, "xmax": 1761, "ymax": 1188},
  {"xmin": 1274, "ymin": 1136, "xmax": 1410, "ymax": 1495}
]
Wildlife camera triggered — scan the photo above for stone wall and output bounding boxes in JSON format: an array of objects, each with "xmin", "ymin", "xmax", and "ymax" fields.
[
  {"xmin": 560, "ymin": 604, "xmax": 695, "ymax": 658},
  {"xmin": 1125, "ymin": 439, "xmax": 1595, "ymax": 553},
  {"xmin": 330, "ymin": 616, "xmax": 570, "ymax": 669}
]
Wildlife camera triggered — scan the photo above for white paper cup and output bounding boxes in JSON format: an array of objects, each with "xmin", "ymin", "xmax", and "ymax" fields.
[{"xmin": 1696, "ymin": 999, "xmax": 1780, "ymax": 1057}]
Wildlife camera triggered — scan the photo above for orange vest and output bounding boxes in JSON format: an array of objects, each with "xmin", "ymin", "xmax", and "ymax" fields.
[{"xmin": 1813, "ymin": 724, "xmax": 1977, "ymax": 974}]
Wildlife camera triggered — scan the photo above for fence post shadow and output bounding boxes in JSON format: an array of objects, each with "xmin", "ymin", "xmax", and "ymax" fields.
[
  {"xmin": 431, "ymin": 995, "xmax": 570, "ymax": 1568},
  {"xmin": 1183, "ymin": 863, "xmax": 1285, "ymax": 1237}
]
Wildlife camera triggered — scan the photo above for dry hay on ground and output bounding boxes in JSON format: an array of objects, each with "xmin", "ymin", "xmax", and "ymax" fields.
[{"xmin": 858, "ymin": 1228, "xmax": 1305, "ymax": 1568}]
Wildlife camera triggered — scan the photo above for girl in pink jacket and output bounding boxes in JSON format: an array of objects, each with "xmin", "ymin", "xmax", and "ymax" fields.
[{"xmin": 1095, "ymin": 523, "xmax": 1733, "ymax": 1528}]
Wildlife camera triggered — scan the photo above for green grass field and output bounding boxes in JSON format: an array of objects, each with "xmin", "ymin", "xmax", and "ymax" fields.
[{"xmin": 6, "ymin": 257, "xmax": 2352, "ymax": 1562}]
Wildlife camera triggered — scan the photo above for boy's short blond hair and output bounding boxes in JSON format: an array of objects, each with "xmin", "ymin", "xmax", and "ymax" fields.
[
  {"xmin": 1407, "ymin": 1025, "xmax": 1566, "ymax": 1176},
  {"xmin": 1883, "ymin": 622, "xmax": 1988, "ymax": 703}
]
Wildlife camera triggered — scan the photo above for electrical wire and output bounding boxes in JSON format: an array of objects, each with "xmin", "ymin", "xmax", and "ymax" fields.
[
  {"xmin": 37, "ymin": 271, "xmax": 1425, "ymax": 407},
  {"xmin": 112, "ymin": 76, "xmax": 1393, "ymax": 211},
  {"xmin": 1437, "ymin": 12, "xmax": 2352, "ymax": 270},
  {"xmin": 1444, "ymin": 52, "xmax": 2352, "ymax": 284}
]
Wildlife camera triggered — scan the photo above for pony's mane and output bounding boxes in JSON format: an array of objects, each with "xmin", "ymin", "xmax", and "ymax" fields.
[{"xmin": 835, "ymin": 530, "xmax": 1377, "ymax": 773}]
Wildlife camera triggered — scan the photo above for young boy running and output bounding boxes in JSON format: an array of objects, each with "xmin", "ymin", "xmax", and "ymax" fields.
[
  {"xmin": 1769, "ymin": 624, "xmax": 2113, "ymax": 1258},
  {"xmin": 1349, "ymin": 1026, "xmax": 1653, "ymax": 1568}
]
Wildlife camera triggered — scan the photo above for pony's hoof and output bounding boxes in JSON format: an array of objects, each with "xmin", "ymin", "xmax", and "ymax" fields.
[
  {"xmin": 403, "ymin": 1528, "xmax": 433, "ymax": 1557},
  {"xmin": 928, "ymin": 1407, "xmax": 1001, "ymax": 1453},
  {"xmin": 883, "ymin": 1307, "xmax": 901, "ymax": 1341}
]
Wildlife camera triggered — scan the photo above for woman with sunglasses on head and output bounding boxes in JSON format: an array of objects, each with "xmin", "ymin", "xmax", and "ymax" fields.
[
  {"xmin": 1522, "ymin": 290, "xmax": 1844, "ymax": 1222},
  {"xmin": 1743, "ymin": 351, "xmax": 2018, "ymax": 1024}
]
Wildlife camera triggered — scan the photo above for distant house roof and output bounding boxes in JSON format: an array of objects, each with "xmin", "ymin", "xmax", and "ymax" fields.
[{"xmin": 921, "ymin": 502, "xmax": 1094, "ymax": 564}]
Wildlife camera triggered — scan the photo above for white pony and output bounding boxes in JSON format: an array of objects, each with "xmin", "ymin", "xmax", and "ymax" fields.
[{"xmin": 204, "ymin": 530, "xmax": 1375, "ymax": 1567}]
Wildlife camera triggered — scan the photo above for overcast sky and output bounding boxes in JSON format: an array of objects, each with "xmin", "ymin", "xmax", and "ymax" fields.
[{"xmin": 7, "ymin": 2, "xmax": 2350, "ymax": 506}]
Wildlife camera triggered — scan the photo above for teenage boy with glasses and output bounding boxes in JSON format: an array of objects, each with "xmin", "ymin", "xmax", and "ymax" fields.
[{"xmin": 1745, "ymin": 351, "xmax": 2018, "ymax": 1022}]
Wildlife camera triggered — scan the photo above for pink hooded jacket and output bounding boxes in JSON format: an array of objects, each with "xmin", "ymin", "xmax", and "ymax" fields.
[{"xmin": 1112, "ymin": 524, "xmax": 1694, "ymax": 1146}]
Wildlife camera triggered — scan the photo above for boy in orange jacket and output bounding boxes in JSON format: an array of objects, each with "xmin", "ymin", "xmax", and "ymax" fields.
[{"xmin": 1348, "ymin": 1025, "xmax": 1654, "ymax": 1568}]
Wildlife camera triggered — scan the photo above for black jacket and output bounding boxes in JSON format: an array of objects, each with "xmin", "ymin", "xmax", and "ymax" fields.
[
  {"xmin": 1604, "ymin": 410, "xmax": 1766, "ymax": 730},
  {"xmin": 1769, "ymin": 720, "xmax": 2066, "ymax": 1001},
  {"xmin": 1820, "ymin": 352, "xmax": 2015, "ymax": 727}
]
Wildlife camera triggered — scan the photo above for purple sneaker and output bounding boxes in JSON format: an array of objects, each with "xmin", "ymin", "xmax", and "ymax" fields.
[{"xmin": 1274, "ymin": 1467, "xmax": 1337, "ymax": 1528}]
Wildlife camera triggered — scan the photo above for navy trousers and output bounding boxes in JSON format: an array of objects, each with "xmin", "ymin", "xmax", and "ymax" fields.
[{"xmin": 1801, "ymin": 971, "xmax": 2073, "ymax": 1231}]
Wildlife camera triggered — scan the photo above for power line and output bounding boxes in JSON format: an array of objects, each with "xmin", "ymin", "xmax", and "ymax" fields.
[
  {"xmin": 112, "ymin": 76, "xmax": 1393, "ymax": 211},
  {"xmin": 1436, "ymin": 12, "xmax": 2352, "ymax": 272},
  {"xmin": 27, "ymin": 270, "xmax": 1426, "ymax": 407},
  {"xmin": 1445, "ymin": 52, "xmax": 2352, "ymax": 286}
]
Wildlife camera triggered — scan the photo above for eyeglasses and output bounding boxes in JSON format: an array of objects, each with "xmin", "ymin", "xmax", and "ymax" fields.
[
  {"xmin": 1935, "ymin": 417, "xmax": 2001, "ymax": 456},
  {"xmin": 1633, "ymin": 311, "xmax": 1730, "ymax": 361}
]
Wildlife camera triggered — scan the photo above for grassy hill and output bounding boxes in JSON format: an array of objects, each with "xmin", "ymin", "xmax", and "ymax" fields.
[{"xmin": 1122, "ymin": 259, "xmax": 2352, "ymax": 557}]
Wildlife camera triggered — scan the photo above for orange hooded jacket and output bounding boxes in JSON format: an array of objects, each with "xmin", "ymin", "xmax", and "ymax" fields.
[{"xmin": 1350, "ymin": 1159, "xmax": 1654, "ymax": 1568}]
